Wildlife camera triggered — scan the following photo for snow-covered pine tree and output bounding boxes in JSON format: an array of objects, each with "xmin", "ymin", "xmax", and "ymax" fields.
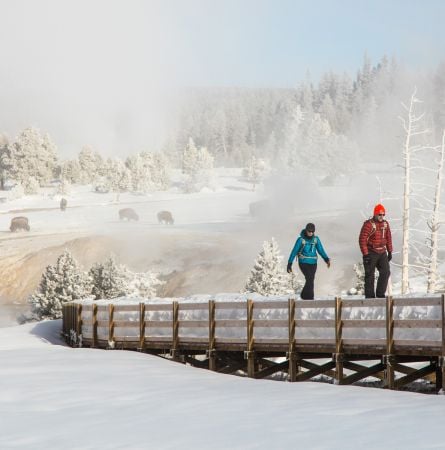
[
  {"xmin": 89, "ymin": 256, "xmax": 129, "ymax": 300},
  {"xmin": 121, "ymin": 267, "xmax": 165, "ymax": 298},
  {"xmin": 244, "ymin": 238, "xmax": 292, "ymax": 296},
  {"xmin": 6, "ymin": 127, "xmax": 58, "ymax": 186},
  {"xmin": 61, "ymin": 159, "xmax": 82, "ymax": 184},
  {"xmin": 182, "ymin": 138, "xmax": 214, "ymax": 192},
  {"xmin": 29, "ymin": 250, "xmax": 92, "ymax": 320},
  {"xmin": 90, "ymin": 256, "xmax": 164, "ymax": 299},
  {"xmin": 78, "ymin": 146, "xmax": 99, "ymax": 184},
  {"xmin": 348, "ymin": 262, "xmax": 365, "ymax": 295}
]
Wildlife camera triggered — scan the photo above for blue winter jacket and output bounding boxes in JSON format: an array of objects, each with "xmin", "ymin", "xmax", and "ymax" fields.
[{"xmin": 288, "ymin": 230, "xmax": 330, "ymax": 265}]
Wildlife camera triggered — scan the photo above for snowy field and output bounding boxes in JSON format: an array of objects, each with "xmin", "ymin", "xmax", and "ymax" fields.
[
  {"xmin": 1, "ymin": 320, "xmax": 445, "ymax": 450},
  {"xmin": 0, "ymin": 166, "xmax": 441, "ymax": 327}
]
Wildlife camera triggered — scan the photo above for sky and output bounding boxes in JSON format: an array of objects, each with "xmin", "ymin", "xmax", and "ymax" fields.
[{"xmin": 0, "ymin": 0, "xmax": 444, "ymax": 154}]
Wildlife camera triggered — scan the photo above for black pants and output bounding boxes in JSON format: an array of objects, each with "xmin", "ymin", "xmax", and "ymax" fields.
[
  {"xmin": 364, "ymin": 252, "xmax": 390, "ymax": 298},
  {"xmin": 298, "ymin": 262, "xmax": 317, "ymax": 300}
]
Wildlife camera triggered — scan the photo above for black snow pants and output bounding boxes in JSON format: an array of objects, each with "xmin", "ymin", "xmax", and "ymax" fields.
[
  {"xmin": 364, "ymin": 251, "xmax": 390, "ymax": 298},
  {"xmin": 298, "ymin": 262, "xmax": 317, "ymax": 300}
]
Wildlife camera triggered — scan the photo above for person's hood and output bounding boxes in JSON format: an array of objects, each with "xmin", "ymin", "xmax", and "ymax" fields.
[{"xmin": 300, "ymin": 229, "xmax": 315, "ymax": 240}]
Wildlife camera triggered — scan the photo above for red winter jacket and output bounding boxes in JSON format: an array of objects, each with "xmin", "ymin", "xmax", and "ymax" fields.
[{"xmin": 359, "ymin": 219, "xmax": 393, "ymax": 255}]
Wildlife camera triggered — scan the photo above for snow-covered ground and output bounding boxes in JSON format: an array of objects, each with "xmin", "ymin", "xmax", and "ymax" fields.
[
  {"xmin": 1, "ymin": 320, "xmax": 445, "ymax": 450},
  {"xmin": 0, "ymin": 166, "xmax": 442, "ymax": 326}
]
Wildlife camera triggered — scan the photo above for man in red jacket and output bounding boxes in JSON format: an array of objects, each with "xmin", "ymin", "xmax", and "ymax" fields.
[{"xmin": 359, "ymin": 204, "xmax": 393, "ymax": 298}]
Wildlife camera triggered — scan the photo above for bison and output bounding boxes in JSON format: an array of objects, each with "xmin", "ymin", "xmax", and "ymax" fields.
[
  {"xmin": 157, "ymin": 210, "xmax": 174, "ymax": 225},
  {"xmin": 10, "ymin": 216, "xmax": 30, "ymax": 232},
  {"xmin": 60, "ymin": 198, "xmax": 67, "ymax": 211},
  {"xmin": 119, "ymin": 208, "xmax": 139, "ymax": 221}
]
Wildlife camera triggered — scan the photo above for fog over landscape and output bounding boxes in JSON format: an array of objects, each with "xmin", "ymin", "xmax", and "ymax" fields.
[{"xmin": 2, "ymin": 1, "xmax": 445, "ymax": 449}]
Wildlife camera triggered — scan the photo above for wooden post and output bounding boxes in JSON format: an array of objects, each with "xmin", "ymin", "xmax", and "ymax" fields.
[
  {"xmin": 335, "ymin": 296, "xmax": 344, "ymax": 384},
  {"xmin": 92, "ymin": 303, "xmax": 98, "ymax": 348},
  {"xmin": 246, "ymin": 299, "xmax": 255, "ymax": 378},
  {"xmin": 288, "ymin": 298, "xmax": 297, "ymax": 382},
  {"xmin": 76, "ymin": 304, "xmax": 82, "ymax": 346},
  {"xmin": 208, "ymin": 300, "xmax": 217, "ymax": 371},
  {"xmin": 139, "ymin": 302, "xmax": 146, "ymax": 351},
  {"xmin": 171, "ymin": 301, "xmax": 179, "ymax": 361},
  {"xmin": 385, "ymin": 295, "xmax": 395, "ymax": 389},
  {"xmin": 108, "ymin": 304, "xmax": 115, "ymax": 348}
]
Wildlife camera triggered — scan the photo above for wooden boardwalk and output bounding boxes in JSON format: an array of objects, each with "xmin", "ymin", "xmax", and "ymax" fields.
[{"xmin": 62, "ymin": 296, "xmax": 445, "ymax": 392}]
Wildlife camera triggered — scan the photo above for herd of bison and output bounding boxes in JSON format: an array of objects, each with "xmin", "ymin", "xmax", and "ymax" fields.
[{"xmin": 8, "ymin": 198, "xmax": 175, "ymax": 232}]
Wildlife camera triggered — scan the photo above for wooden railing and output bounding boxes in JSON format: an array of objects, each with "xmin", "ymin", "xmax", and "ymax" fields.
[{"xmin": 62, "ymin": 295, "xmax": 445, "ymax": 391}]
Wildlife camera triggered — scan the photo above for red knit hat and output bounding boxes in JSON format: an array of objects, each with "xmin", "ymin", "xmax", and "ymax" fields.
[{"xmin": 373, "ymin": 204, "xmax": 385, "ymax": 216}]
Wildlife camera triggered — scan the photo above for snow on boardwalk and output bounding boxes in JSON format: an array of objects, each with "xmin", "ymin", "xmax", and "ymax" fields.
[{"xmin": 1, "ymin": 320, "xmax": 445, "ymax": 449}]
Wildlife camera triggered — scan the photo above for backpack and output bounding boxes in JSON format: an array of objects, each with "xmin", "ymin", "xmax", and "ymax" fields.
[{"xmin": 298, "ymin": 237, "xmax": 318, "ymax": 258}]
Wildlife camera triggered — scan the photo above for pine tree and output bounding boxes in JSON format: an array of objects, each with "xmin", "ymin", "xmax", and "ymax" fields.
[
  {"xmin": 29, "ymin": 250, "xmax": 92, "ymax": 320},
  {"xmin": 78, "ymin": 145, "xmax": 99, "ymax": 184},
  {"xmin": 6, "ymin": 127, "xmax": 58, "ymax": 186},
  {"xmin": 244, "ymin": 238, "xmax": 292, "ymax": 296},
  {"xmin": 89, "ymin": 256, "xmax": 164, "ymax": 299},
  {"xmin": 89, "ymin": 257, "xmax": 129, "ymax": 300}
]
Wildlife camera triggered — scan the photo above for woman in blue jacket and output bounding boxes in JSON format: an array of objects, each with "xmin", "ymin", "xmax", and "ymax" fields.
[{"xmin": 287, "ymin": 223, "xmax": 331, "ymax": 300}]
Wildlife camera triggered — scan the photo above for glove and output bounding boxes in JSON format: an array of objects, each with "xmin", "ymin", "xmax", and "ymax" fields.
[
  {"xmin": 387, "ymin": 252, "xmax": 392, "ymax": 262},
  {"xmin": 287, "ymin": 262, "xmax": 292, "ymax": 273},
  {"xmin": 363, "ymin": 254, "xmax": 371, "ymax": 265},
  {"xmin": 326, "ymin": 259, "xmax": 331, "ymax": 268}
]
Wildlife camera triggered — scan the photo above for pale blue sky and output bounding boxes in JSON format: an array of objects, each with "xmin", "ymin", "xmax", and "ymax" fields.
[{"xmin": 0, "ymin": 0, "xmax": 444, "ymax": 152}]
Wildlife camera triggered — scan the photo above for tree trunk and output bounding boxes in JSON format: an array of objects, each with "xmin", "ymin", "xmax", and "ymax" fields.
[{"xmin": 427, "ymin": 130, "xmax": 445, "ymax": 293}]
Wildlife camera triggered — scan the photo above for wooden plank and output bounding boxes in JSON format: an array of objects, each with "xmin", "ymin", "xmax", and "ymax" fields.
[
  {"xmin": 394, "ymin": 320, "xmax": 441, "ymax": 328},
  {"xmin": 215, "ymin": 302, "xmax": 247, "ymax": 310},
  {"xmin": 144, "ymin": 304, "xmax": 173, "ymax": 311},
  {"xmin": 92, "ymin": 303, "xmax": 98, "ymax": 348},
  {"xmin": 296, "ymin": 360, "xmax": 336, "ymax": 382},
  {"xmin": 254, "ymin": 338, "xmax": 288, "ymax": 344},
  {"xmin": 339, "ymin": 362, "xmax": 385, "ymax": 385},
  {"xmin": 113, "ymin": 304, "xmax": 140, "ymax": 312},
  {"xmin": 96, "ymin": 320, "xmax": 109, "ymax": 327},
  {"xmin": 208, "ymin": 299, "xmax": 217, "ymax": 371},
  {"xmin": 113, "ymin": 320, "xmax": 139, "ymax": 327},
  {"xmin": 253, "ymin": 319, "xmax": 288, "ymax": 328},
  {"xmin": 247, "ymin": 299, "xmax": 255, "ymax": 377},
  {"xmin": 294, "ymin": 338, "xmax": 336, "ymax": 345},
  {"xmin": 215, "ymin": 320, "xmax": 246, "ymax": 328},
  {"xmin": 145, "ymin": 321, "xmax": 173, "ymax": 328},
  {"xmin": 296, "ymin": 300, "xmax": 335, "ymax": 309},
  {"xmin": 295, "ymin": 319, "xmax": 335, "ymax": 328},
  {"xmin": 255, "ymin": 360, "xmax": 290, "ymax": 379},
  {"xmin": 139, "ymin": 302, "xmax": 145, "ymax": 350},
  {"xmin": 96, "ymin": 305, "xmax": 108, "ymax": 311},
  {"xmin": 178, "ymin": 337, "xmax": 209, "ymax": 343},
  {"xmin": 393, "ymin": 297, "xmax": 441, "ymax": 307},
  {"xmin": 342, "ymin": 339, "xmax": 386, "ymax": 346},
  {"xmin": 393, "ymin": 339, "xmax": 441, "ymax": 347},
  {"xmin": 394, "ymin": 364, "xmax": 436, "ymax": 389},
  {"xmin": 178, "ymin": 320, "xmax": 209, "ymax": 328},
  {"xmin": 178, "ymin": 303, "xmax": 209, "ymax": 311},
  {"xmin": 253, "ymin": 301, "xmax": 289, "ymax": 309},
  {"xmin": 335, "ymin": 296, "xmax": 343, "ymax": 382},
  {"xmin": 342, "ymin": 320, "xmax": 385, "ymax": 328},
  {"xmin": 341, "ymin": 299, "xmax": 386, "ymax": 308},
  {"xmin": 108, "ymin": 304, "xmax": 114, "ymax": 345},
  {"xmin": 145, "ymin": 337, "xmax": 172, "ymax": 342},
  {"xmin": 113, "ymin": 336, "xmax": 140, "ymax": 342},
  {"xmin": 214, "ymin": 338, "xmax": 248, "ymax": 344}
]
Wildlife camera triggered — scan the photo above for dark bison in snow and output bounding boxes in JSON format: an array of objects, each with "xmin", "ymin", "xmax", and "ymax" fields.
[
  {"xmin": 119, "ymin": 208, "xmax": 139, "ymax": 221},
  {"xmin": 157, "ymin": 210, "xmax": 174, "ymax": 225},
  {"xmin": 60, "ymin": 198, "xmax": 67, "ymax": 211},
  {"xmin": 10, "ymin": 216, "xmax": 30, "ymax": 232}
]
